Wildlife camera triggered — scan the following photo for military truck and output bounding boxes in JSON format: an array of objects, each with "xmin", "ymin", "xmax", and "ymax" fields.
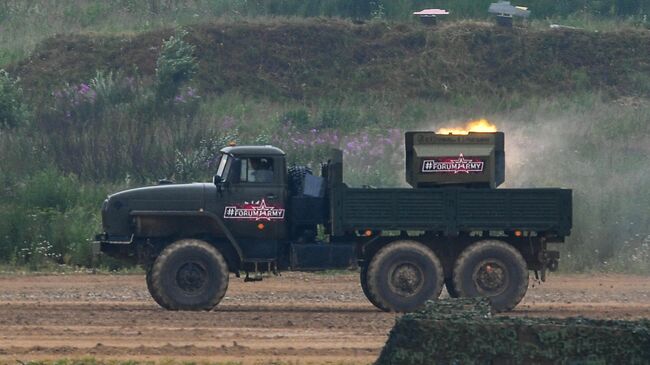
[{"xmin": 96, "ymin": 131, "xmax": 572, "ymax": 312}]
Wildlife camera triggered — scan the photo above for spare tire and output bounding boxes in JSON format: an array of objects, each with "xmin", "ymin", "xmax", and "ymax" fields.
[{"xmin": 288, "ymin": 165, "xmax": 312, "ymax": 196}]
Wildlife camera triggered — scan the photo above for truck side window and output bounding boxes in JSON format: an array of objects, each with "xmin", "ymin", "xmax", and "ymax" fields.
[
  {"xmin": 215, "ymin": 155, "xmax": 229, "ymax": 180},
  {"xmin": 239, "ymin": 157, "xmax": 274, "ymax": 183}
]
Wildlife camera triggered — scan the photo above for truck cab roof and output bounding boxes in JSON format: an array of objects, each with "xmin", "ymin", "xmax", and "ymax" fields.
[{"xmin": 220, "ymin": 145, "xmax": 286, "ymax": 156}]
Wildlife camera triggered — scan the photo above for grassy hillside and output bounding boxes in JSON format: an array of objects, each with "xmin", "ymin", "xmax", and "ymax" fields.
[
  {"xmin": 1, "ymin": 0, "xmax": 648, "ymax": 66},
  {"xmin": 0, "ymin": 15, "xmax": 649, "ymax": 272},
  {"xmin": 10, "ymin": 20, "xmax": 650, "ymax": 102}
]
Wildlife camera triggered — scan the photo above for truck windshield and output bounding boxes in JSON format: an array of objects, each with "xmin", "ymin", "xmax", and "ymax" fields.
[{"xmin": 215, "ymin": 154, "xmax": 229, "ymax": 180}]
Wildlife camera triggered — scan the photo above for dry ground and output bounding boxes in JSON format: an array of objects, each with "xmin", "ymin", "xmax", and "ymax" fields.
[{"xmin": 0, "ymin": 272, "xmax": 649, "ymax": 364}]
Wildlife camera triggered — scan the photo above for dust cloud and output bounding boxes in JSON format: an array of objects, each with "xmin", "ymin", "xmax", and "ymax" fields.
[{"xmin": 422, "ymin": 100, "xmax": 650, "ymax": 271}]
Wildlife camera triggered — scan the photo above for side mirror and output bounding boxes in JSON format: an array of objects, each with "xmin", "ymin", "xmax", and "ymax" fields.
[
  {"xmin": 229, "ymin": 158, "xmax": 242, "ymax": 183},
  {"xmin": 212, "ymin": 175, "xmax": 222, "ymax": 185}
]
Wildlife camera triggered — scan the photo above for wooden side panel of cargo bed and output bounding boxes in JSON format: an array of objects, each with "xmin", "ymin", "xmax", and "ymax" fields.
[
  {"xmin": 339, "ymin": 188, "xmax": 448, "ymax": 231},
  {"xmin": 335, "ymin": 187, "xmax": 571, "ymax": 236}
]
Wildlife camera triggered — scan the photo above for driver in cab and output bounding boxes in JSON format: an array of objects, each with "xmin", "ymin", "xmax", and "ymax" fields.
[{"xmin": 248, "ymin": 157, "xmax": 273, "ymax": 183}]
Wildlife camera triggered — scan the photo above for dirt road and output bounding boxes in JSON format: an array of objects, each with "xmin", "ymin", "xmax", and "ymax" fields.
[{"xmin": 0, "ymin": 272, "xmax": 649, "ymax": 364}]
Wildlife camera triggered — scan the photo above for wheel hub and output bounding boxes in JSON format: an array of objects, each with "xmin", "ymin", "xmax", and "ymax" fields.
[
  {"xmin": 473, "ymin": 259, "xmax": 509, "ymax": 296},
  {"xmin": 389, "ymin": 262, "xmax": 424, "ymax": 297},
  {"xmin": 176, "ymin": 262, "xmax": 207, "ymax": 293}
]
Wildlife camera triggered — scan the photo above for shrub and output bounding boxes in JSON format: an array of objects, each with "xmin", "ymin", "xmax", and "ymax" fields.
[
  {"xmin": 174, "ymin": 131, "xmax": 239, "ymax": 182},
  {"xmin": 90, "ymin": 70, "xmax": 140, "ymax": 106},
  {"xmin": 0, "ymin": 168, "xmax": 109, "ymax": 268},
  {"xmin": 315, "ymin": 107, "xmax": 358, "ymax": 129},
  {"xmin": 155, "ymin": 30, "xmax": 199, "ymax": 102},
  {"xmin": 0, "ymin": 204, "xmax": 101, "ymax": 268},
  {"xmin": 0, "ymin": 69, "xmax": 29, "ymax": 129},
  {"xmin": 278, "ymin": 108, "xmax": 311, "ymax": 129},
  {"xmin": 21, "ymin": 168, "xmax": 79, "ymax": 211}
]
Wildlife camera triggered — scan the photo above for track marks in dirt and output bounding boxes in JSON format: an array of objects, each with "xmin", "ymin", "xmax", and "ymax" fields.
[{"xmin": 0, "ymin": 272, "xmax": 648, "ymax": 363}]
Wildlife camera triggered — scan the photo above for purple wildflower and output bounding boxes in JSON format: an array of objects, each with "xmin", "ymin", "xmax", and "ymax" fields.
[{"xmin": 222, "ymin": 116, "xmax": 236, "ymax": 129}]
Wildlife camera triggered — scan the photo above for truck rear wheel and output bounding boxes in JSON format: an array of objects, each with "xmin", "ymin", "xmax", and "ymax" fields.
[
  {"xmin": 366, "ymin": 240, "xmax": 444, "ymax": 312},
  {"xmin": 452, "ymin": 240, "xmax": 528, "ymax": 313},
  {"xmin": 149, "ymin": 239, "xmax": 229, "ymax": 311}
]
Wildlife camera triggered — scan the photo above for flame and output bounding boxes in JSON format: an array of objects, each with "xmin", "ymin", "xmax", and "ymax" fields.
[{"xmin": 436, "ymin": 119, "xmax": 497, "ymax": 135}]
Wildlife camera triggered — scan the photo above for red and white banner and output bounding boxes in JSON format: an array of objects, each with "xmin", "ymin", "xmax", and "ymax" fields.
[
  {"xmin": 224, "ymin": 199, "xmax": 285, "ymax": 221},
  {"xmin": 421, "ymin": 154, "xmax": 485, "ymax": 174}
]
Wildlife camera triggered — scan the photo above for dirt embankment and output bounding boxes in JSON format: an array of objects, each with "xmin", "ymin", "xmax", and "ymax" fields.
[
  {"xmin": 10, "ymin": 20, "xmax": 650, "ymax": 101},
  {"xmin": 0, "ymin": 272, "xmax": 648, "ymax": 364}
]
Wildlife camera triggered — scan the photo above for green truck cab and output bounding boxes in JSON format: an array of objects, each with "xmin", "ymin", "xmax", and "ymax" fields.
[{"xmin": 96, "ymin": 132, "xmax": 572, "ymax": 313}]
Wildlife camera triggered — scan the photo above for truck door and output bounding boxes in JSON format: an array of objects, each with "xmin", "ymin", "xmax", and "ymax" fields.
[{"xmin": 223, "ymin": 156, "xmax": 287, "ymax": 243}]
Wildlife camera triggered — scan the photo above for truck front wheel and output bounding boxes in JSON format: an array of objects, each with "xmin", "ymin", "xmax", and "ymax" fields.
[
  {"xmin": 366, "ymin": 240, "xmax": 444, "ymax": 312},
  {"xmin": 149, "ymin": 239, "xmax": 229, "ymax": 311},
  {"xmin": 452, "ymin": 240, "xmax": 528, "ymax": 312}
]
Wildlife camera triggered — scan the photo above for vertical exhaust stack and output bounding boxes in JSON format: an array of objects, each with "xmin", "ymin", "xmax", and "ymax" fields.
[{"xmin": 405, "ymin": 131, "xmax": 505, "ymax": 188}]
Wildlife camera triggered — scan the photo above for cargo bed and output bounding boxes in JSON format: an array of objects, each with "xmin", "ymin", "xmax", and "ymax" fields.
[{"xmin": 330, "ymin": 186, "xmax": 572, "ymax": 237}]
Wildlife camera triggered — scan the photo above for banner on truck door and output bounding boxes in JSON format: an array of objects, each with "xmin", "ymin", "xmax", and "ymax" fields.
[
  {"xmin": 223, "ymin": 199, "xmax": 285, "ymax": 221},
  {"xmin": 421, "ymin": 154, "xmax": 485, "ymax": 174}
]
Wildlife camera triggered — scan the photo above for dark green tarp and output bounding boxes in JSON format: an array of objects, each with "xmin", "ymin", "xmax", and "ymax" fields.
[{"xmin": 376, "ymin": 299, "xmax": 650, "ymax": 365}]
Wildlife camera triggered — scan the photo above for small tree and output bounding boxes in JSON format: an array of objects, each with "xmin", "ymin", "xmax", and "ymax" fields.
[
  {"xmin": 0, "ymin": 70, "xmax": 29, "ymax": 129},
  {"xmin": 155, "ymin": 30, "xmax": 198, "ymax": 102}
]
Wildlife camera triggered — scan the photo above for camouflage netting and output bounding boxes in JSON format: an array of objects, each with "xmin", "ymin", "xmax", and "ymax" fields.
[{"xmin": 376, "ymin": 299, "xmax": 650, "ymax": 365}]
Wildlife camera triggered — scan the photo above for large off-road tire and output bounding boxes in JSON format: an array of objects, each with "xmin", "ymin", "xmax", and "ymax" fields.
[
  {"xmin": 360, "ymin": 264, "xmax": 389, "ymax": 311},
  {"xmin": 149, "ymin": 239, "xmax": 229, "ymax": 311},
  {"xmin": 366, "ymin": 240, "xmax": 444, "ymax": 312},
  {"xmin": 146, "ymin": 267, "xmax": 172, "ymax": 309},
  {"xmin": 452, "ymin": 240, "xmax": 528, "ymax": 313}
]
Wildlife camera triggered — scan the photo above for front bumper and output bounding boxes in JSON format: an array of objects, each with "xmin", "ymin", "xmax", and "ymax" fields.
[
  {"xmin": 93, "ymin": 233, "xmax": 134, "ymax": 254},
  {"xmin": 93, "ymin": 233, "xmax": 134, "ymax": 245},
  {"xmin": 93, "ymin": 233, "xmax": 137, "ymax": 261}
]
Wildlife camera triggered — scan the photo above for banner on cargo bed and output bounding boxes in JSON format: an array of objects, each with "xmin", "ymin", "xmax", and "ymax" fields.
[{"xmin": 421, "ymin": 154, "xmax": 485, "ymax": 174}]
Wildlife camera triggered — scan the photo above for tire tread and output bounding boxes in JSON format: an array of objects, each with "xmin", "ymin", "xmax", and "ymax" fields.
[
  {"xmin": 360, "ymin": 264, "xmax": 389, "ymax": 311},
  {"xmin": 146, "ymin": 267, "xmax": 172, "ymax": 309},
  {"xmin": 452, "ymin": 240, "xmax": 528, "ymax": 312},
  {"xmin": 150, "ymin": 239, "xmax": 229, "ymax": 311},
  {"xmin": 366, "ymin": 240, "xmax": 444, "ymax": 312}
]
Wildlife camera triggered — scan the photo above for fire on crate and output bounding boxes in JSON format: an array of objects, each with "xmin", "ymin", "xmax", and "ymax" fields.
[{"xmin": 436, "ymin": 119, "xmax": 498, "ymax": 135}]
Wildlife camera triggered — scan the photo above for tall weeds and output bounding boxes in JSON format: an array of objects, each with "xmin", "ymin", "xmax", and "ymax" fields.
[{"xmin": 3, "ymin": 83, "xmax": 649, "ymax": 273}]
